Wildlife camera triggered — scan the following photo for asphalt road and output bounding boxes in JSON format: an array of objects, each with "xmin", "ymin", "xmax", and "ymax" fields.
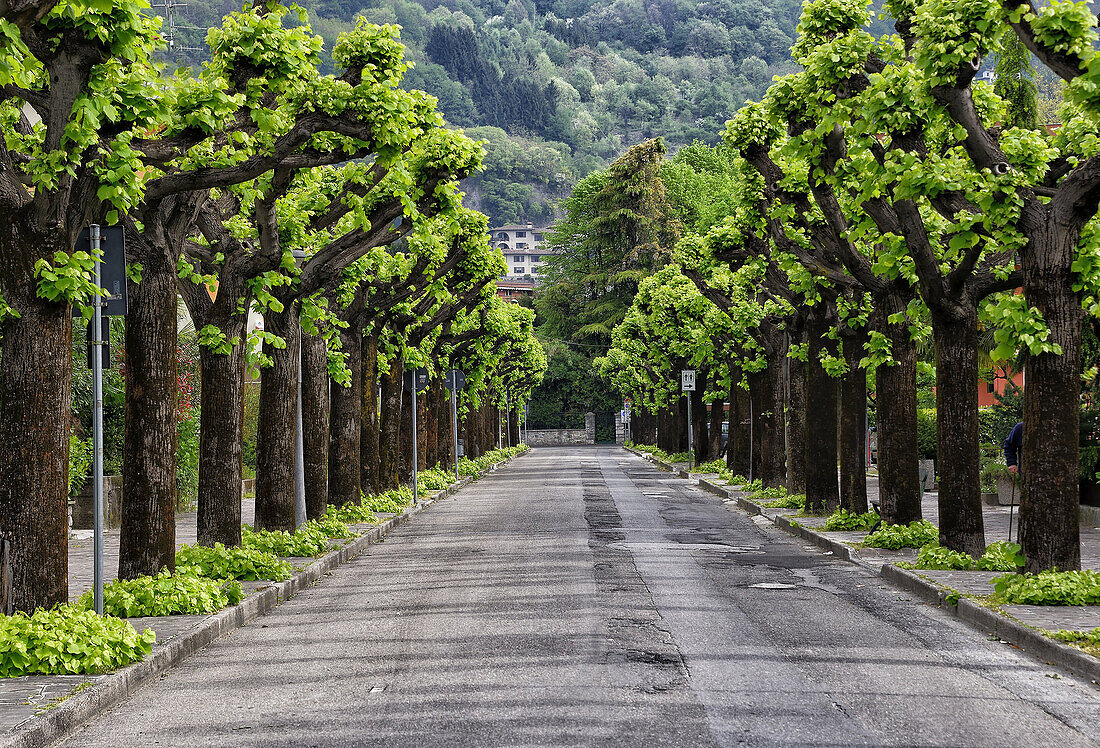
[{"xmin": 61, "ymin": 446, "xmax": 1100, "ymax": 747}]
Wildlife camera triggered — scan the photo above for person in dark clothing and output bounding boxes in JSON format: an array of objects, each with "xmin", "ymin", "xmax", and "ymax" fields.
[{"xmin": 1004, "ymin": 421, "xmax": 1023, "ymax": 475}]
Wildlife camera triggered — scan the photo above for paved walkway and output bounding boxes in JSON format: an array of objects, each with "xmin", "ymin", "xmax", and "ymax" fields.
[{"xmin": 56, "ymin": 447, "xmax": 1100, "ymax": 747}]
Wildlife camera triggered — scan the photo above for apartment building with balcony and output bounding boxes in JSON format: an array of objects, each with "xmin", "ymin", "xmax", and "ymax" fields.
[{"xmin": 490, "ymin": 222, "xmax": 557, "ymax": 279}]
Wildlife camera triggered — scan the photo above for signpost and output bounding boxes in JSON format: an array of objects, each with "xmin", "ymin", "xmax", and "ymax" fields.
[
  {"xmin": 81, "ymin": 225, "xmax": 127, "ymax": 616},
  {"xmin": 404, "ymin": 368, "xmax": 430, "ymax": 502},
  {"xmin": 681, "ymin": 370, "xmax": 695, "ymax": 469},
  {"xmin": 445, "ymin": 369, "xmax": 465, "ymax": 480}
]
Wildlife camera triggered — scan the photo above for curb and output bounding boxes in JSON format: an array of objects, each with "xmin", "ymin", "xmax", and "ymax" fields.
[
  {"xmin": 881, "ymin": 565, "xmax": 1100, "ymax": 683},
  {"xmin": 621, "ymin": 445, "xmax": 1100, "ymax": 683},
  {"xmin": 3, "ymin": 451, "xmax": 527, "ymax": 748}
]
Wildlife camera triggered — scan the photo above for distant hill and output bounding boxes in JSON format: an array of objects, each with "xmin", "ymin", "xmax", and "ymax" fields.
[{"xmin": 153, "ymin": 0, "xmax": 846, "ymax": 225}]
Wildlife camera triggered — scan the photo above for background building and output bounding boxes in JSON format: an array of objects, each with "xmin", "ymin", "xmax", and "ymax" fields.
[{"xmin": 490, "ymin": 223, "xmax": 556, "ymax": 279}]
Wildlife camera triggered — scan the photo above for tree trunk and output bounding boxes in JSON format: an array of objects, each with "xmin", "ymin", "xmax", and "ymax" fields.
[
  {"xmin": 417, "ymin": 385, "xmax": 429, "ymax": 471},
  {"xmin": 0, "ymin": 301, "xmax": 72, "ymax": 611},
  {"xmin": 690, "ymin": 384, "xmax": 708, "ymax": 463},
  {"xmin": 872, "ymin": 294, "xmax": 922, "ymax": 524},
  {"xmin": 804, "ymin": 307, "xmax": 839, "ymax": 514},
  {"xmin": 839, "ymin": 331, "xmax": 868, "ymax": 513},
  {"xmin": 120, "ymin": 254, "xmax": 177, "ymax": 579},
  {"xmin": 301, "ymin": 331, "xmax": 329, "ymax": 520},
  {"xmin": 634, "ymin": 406, "xmax": 655, "ymax": 445},
  {"xmin": 378, "ymin": 355, "xmax": 404, "ymax": 489},
  {"xmin": 708, "ymin": 395, "xmax": 724, "ymax": 462},
  {"xmin": 328, "ymin": 328, "xmax": 361, "ymax": 507},
  {"xmin": 1019, "ymin": 225, "xmax": 1083, "ymax": 571},
  {"xmin": 932, "ymin": 308, "xmax": 985, "ymax": 557},
  {"xmin": 747, "ymin": 366, "xmax": 784, "ymax": 489},
  {"xmin": 360, "ymin": 334, "xmax": 380, "ymax": 495},
  {"xmin": 786, "ymin": 354, "xmax": 807, "ymax": 495},
  {"xmin": 728, "ymin": 381, "xmax": 751, "ymax": 476},
  {"xmin": 426, "ymin": 377, "xmax": 441, "ymax": 467},
  {"xmin": 399, "ymin": 385, "xmax": 414, "ymax": 482},
  {"xmin": 197, "ymin": 341, "xmax": 246, "ymax": 547},
  {"xmin": 508, "ymin": 404, "xmax": 520, "ymax": 447},
  {"xmin": 255, "ymin": 303, "xmax": 299, "ymax": 532},
  {"xmin": 438, "ymin": 381, "xmax": 454, "ymax": 470},
  {"xmin": 657, "ymin": 405, "xmax": 678, "ymax": 453}
]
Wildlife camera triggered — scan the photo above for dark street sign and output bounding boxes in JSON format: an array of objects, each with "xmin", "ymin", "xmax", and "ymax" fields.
[
  {"xmin": 445, "ymin": 368, "xmax": 466, "ymax": 392},
  {"xmin": 404, "ymin": 368, "xmax": 430, "ymax": 393},
  {"xmin": 73, "ymin": 225, "xmax": 127, "ymax": 316}
]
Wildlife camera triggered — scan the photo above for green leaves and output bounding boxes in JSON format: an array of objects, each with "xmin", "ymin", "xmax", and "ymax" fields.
[
  {"xmin": 76, "ymin": 571, "xmax": 244, "ymax": 618},
  {"xmin": 0, "ymin": 606, "xmax": 154, "ymax": 677},
  {"xmin": 992, "ymin": 569, "xmax": 1100, "ymax": 605},
  {"xmin": 34, "ymin": 251, "xmax": 101, "ymax": 314},
  {"xmin": 862, "ymin": 520, "xmax": 939, "ymax": 549},
  {"xmin": 175, "ymin": 543, "xmax": 292, "ymax": 581},
  {"xmin": 241, "ymin": 518, "xmax": 353, "ymax": 558}
]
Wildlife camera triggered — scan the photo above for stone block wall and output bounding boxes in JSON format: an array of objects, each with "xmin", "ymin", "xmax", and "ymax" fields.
[{"xmin": 526, "ymin": 428, "xmax": 591, "ymax": 446}]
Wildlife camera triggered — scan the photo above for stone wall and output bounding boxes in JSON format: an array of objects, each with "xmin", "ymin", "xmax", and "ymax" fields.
[{"xmin": 526, "ymin": 428, "xmax": 591, "ymax": 446}]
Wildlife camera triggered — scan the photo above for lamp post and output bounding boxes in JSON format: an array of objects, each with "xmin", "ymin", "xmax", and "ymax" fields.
[{"xmin": 291, "ymin": 248, "xmax": 307, "ymax": 527}]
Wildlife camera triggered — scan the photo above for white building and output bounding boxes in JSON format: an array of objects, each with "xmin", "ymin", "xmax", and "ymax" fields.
[{"xmin": 490, "ymin": 223, "xmax": 556, "ymax": 279}]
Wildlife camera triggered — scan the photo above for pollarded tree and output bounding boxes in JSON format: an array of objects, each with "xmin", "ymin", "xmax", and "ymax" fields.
[
  {"xmin": 675, "ymin": 231, "xmax": 796, "ymax": 489},
  {"xmin": 758, "ymin": 0, "xmax": 1023, "ymax": 554},
  {"xmin": 598, "ymin": 265, "xmax": 737, "ymax": 463},
  {"xmin": 172, "ymin": 17, "xmax": 465, "ymax": 546},
  {"xmin": 725, "ymin": 98, "xmax": 925, "ymax": 525},
  {"xmin": 1, "ymin": 0, "xmax": 184, "ymax": 609},
  {"xmin": 117, "ymin": 8, "xmax": 422, "ymax": 577},
  {"xmin": 897, "ymin": 0, "xmax": 1100, "ymax": 569},
  {"xmin": 252, "ymin": 132, "xmax": 482, "ymax": 530},
  {"xmin": 325, "ymin": 208, "xmax": 503, "ymax": 500}
]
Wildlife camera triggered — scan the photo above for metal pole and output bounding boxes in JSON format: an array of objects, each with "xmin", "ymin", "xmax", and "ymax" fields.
[
  {"xmin": 452, "ymin": 383, "xmax": 460, "ymax": 479},
  {"xmin": 90, "ymin": 225, "xmax": 104, "ymax": 616},
  {"xmin": 687, "ymin": 393, "xmax": 694, "ymax": 470},
  {"xmin": 412, "ymin": 381, "xmax": 419, "ymax": 503},
  {"xmin": 748, "ymin": 392, "xmax": 754, "ymax": 484},
  {"xmin": 294, "ymin": 325, "xmax": 306, "ymax": 527},
  {"xmin": 1008, "ymin": 474, "xmax": 1017, "ymax": 542},
  {"xmin": 506, "ymin": 394, "xmax": 512, "ymax": 448}
]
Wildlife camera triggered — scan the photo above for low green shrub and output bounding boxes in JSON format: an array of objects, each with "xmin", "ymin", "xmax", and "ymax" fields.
[
  {"xmin": 242, "ymin": 521, "xmax": 335, "ymax": 558},
  {"xmin": 691, "ymin": 459, "xmax": 727, "ymax": 474},
  {"xmin": 822, "ymin": 508, "xmax": 880, "ymax": 532},
  {"xmin": 175, "ymin": 543, "xmax": 291, "ymax": 581},
  {"xmin": 666, "ymin": 452, "xmax": 690, "ymax": 462},
  {"xmin": 77, "ymin": 572, "xmax": 244, "ymax": 618},
  {"xmin": 457, "ymin": 446, "xmax": 527, "ymax": 475},
  {"xmin": 900, "ymin": 544, "xmax": 975, "ymax": 570},
  {"xmin": 898, "ymin": 541, "xmax": 1025, "ymax": 571},
  {"xmin": 730, "ymin": 474, "xmax": 748, "ymax": 485},
  {"xmin": 759, "ymin": 492, "xmax": 805, "ymax": 509},
  {"xmin": 324, "ymin": 501, "xmax": 379, "ymax": 525},
  {"xmin": 418, "ymin": 467, "xmax": 456, "ymax": 491},
  {"xmin": 1045, "ymin": 627, "xmax": 1100, "ymax": 655},
  {"xmin": 0, "ymin": 607, "xmax": 155, "ymax": 677},
  {"xmin": 309, "ymin": 516, "xmax": 356, "ymax": 539},
  {"xmin": 863, "ymin": 520, "xmax": 939, "ymax": 549},
  {"xmin": 363, "ymin": 486, "xmax": 413, "ymax": 513},
  {"xmin": 992, "ymin": 569, "xmax": 1100, "ymax": 605},
  {"xmin": 976, "ymin": 541, "xmax": 1026, "ymax": 571}
]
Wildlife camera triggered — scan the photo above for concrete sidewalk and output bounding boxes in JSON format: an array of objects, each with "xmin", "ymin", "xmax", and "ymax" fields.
[{"xmin": 635, "ymin": 450, "xmax": 1100, "ymax": 683}]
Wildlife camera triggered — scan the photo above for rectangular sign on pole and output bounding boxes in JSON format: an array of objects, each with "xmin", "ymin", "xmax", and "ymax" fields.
[
  {"xmin": 681, "ymin": 370, "xmax": 696, "ymax": 392},
  {"xmin": 73, "ymin": 225, "xmax": 127, "ymax": 317}
]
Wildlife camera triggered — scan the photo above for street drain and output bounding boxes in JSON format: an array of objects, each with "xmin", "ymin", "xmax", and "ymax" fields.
[{"xmin": 748, "ymin": 582, "xmax": 798, "ymax": 590}]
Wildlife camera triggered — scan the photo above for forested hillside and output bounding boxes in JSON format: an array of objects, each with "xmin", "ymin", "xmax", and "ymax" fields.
[{"xmin": 154, "ymin": 0, "xmax": 844, "ymax": 225}]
